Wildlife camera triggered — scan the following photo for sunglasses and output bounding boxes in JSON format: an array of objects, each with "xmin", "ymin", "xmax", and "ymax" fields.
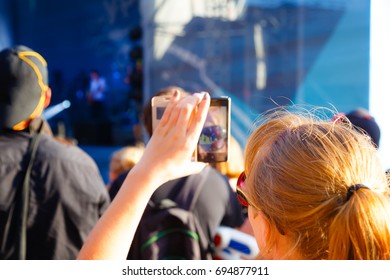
[
  {"xmin": 236, "ymin": 171, "xmax": 286, "ymax": 235},
  {"xmin": 236, "ymin": 172, "xmax": 254, "ymax": 208}
]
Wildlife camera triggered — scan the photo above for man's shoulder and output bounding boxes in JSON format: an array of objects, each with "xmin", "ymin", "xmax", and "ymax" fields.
[
  {"xmin": 36, "ymin": 135, "xmax": 107, "ymax": 192},
  {"xmin": 199, "ymin": 166, "xmax": 229, "ymax": 185},
  {"xmin": 178, "ymin": 166, "xmax": 231, "ymax": 196},
  {"xmin": 37, "ymin": 135, "xmax": 97, "ymax": 166}
]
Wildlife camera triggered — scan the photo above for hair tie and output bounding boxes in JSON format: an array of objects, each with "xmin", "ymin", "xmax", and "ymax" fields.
[{"xmin": 346, "ymin": 184, "xmax": 369, "ymax": 201}]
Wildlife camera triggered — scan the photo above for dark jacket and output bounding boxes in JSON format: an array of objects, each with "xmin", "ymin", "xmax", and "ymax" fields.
[{"xmin": 0, "ymin": 124, "xmax": 110, "ymax": 259}]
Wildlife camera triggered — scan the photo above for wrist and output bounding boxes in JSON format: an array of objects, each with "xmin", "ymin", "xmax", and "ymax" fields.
[{"xmin": 128, "ymin": 161, "xmax": 167, "ymax": 193}]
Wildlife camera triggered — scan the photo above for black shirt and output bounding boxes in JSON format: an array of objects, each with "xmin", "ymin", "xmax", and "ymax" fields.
[
  {"xmin": 109, "ymin": 165, "xmax": 245, "ymax": 254},
  {"xmin": 0, "ymin": 128, "xmax": 110, "ymax": 259}
]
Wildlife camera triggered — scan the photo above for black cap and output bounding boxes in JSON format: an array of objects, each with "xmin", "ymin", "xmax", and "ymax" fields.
[
  {"xmin": 346, "ymin": 108, "xmax": 381, "ymax": 148},
  {"xmin": 0, "ymin": 45, "xmax": 48, "ymax": 130}
]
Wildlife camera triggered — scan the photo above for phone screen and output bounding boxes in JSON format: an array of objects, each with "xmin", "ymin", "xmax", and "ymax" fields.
[
  {"xmin": 197, "ymin": 97, "xmax": 230, "ymax": 162},
  {"xmin": 151, "ymin": 96, "xmax": 170, "ymax": 132}
]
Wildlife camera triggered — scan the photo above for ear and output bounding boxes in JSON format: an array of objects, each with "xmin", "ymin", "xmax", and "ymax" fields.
[
  {"xmin": 44, "ymin": 87, "xmax": 52, "ymax": 108},
  {"xmin": 251, "ymin": 207, "xmax": 272, "ymax": 240}
]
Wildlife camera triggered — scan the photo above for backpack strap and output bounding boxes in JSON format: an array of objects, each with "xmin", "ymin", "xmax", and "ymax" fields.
[
  {"xmin": 174, "ymin": 166, "xmax": 211, "ymax": 211},
  {"xmin": 17, "ymin": 119, "xmax": 43, "ymax": 260},
  {"xmin": 175, "ymin": 166, "xmax": 215, "ymax": 258}
]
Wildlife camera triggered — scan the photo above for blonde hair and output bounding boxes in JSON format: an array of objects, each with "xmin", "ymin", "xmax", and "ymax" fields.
[
  {"xmin": 109, "ymin": 144, "xmax": 145, "ymax": 183},
  {"xmin": 244, "ymin": 108, "xmax": 390, "ymax": 259}
]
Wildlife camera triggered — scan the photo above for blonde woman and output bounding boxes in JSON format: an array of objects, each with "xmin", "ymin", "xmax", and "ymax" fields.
[{"xmin": 237, "ymin": 109, "xmax": 390, "ymax": 259}]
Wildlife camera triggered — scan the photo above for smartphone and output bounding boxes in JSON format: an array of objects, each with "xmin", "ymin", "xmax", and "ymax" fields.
[
  {"xmin": 151, "ymin": 96, "xmax": 231, "ymax": 163},
  {"xmin": 197, "ymin": 97, "xmax": 230, "ymax": 162},
  {"xmin": 151, "ymin": 95, "xmax": 171, "ymax": 132}
]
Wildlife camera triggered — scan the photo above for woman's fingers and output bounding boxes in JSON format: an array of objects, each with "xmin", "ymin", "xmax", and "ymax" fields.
[
  {"xmin": 158, "ymin": 90, "xmax": 181, "ymax": 129},
  {"xmin": 175, "ymin": 92, "xmax": 207, "ymax": 132},
  {"xmin": 141, "ymin": 92, "xmax": 210, "ymax": 179},
  {"xmin": 157, "ymin": 92, "xmax": 209, "ymax": 142},
  {"xmin": 187, "ymin": 92, "xmax": 210, "ymax": 138}
]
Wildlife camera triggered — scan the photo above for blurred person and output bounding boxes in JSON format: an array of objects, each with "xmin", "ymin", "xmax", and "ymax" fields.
[
  {"xmin": 108, "ymin": 143, "xmax": 145, "ymax": 184},
  {"xmin": 109, "ymin": 86, "xmax": 245, "ymax": 259},
  {"xmin": 87, "ymin": 69, "xmax": 107, "ymax": 120},
  {"xmin": 335, "ymin": 108, "xmax": 388, "ymax": 180},
  {"xmin": 346, "ymin": 108, "xmax": 381, "ymax": 148},
  {"xmin": 333, "ymin": 107, "xmax": 381, "ymax": 149},
  {"xmin": 0, "ymin": 45, "xmax": 110, "ymax": 259},
  {"xmin": 107, "ymin": 144, "xmax": 145, "ymax": 197},
  {"xmin": 78, "ymin": 96, "xmax": 390, "ymax": 260}
]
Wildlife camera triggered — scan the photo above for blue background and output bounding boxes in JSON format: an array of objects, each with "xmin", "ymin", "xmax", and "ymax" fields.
[{"xmin": 0, "ymin": 0, "xmax": 374, "ymax": 181}]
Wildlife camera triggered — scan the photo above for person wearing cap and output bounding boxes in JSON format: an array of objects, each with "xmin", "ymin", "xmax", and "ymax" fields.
[
  {"xmin": 345, "ymin": 108, "xmax": 381, "ymax": 149},
  {"xmin": 0, "ymin": 45, "xmax": 110, "ymax": 259}
]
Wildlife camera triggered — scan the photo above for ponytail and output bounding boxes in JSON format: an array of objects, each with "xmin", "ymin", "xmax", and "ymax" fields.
[{"xmin": 328, "ymin": 187, "xmax": 390, "ymax": 259}]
